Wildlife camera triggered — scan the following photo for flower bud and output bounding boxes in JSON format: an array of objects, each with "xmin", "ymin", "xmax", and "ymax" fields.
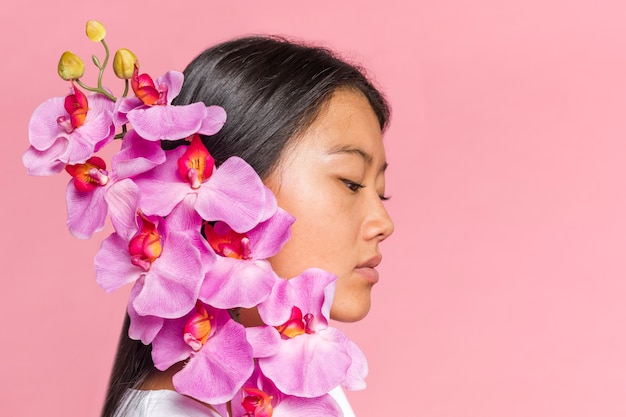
[
  {"xmin": 57, "ymin": 51, "xmax": 85, "ymax": 81},
  {"xmin": 85, "ymin": 20, "xmax": 106, "ymax": 42},
  {"xmin": 113, "ymin": 48, "xmax": 138, "ymax": 79}
]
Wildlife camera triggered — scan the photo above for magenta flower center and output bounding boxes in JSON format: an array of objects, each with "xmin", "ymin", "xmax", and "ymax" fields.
[
  {"xmin": 275, "ymin": 306, "xmax": 315, "ymax": 339},
  {"xmin": 183, "ymin": 304, "xmax": 212, "ymax": 352},
  {"xmin": 177, "ymin": 134, "xmax": 215, "ymax": 189},
  {"xmin": 203, "ymin": 221, "xmax": 252, "ymax": 260},
  {"xmin": 128, "ymin": 213, "xmax": 163, "ymax": 271},
  {"xmin": 65, "ymin": 156, "xmax": 109, "ymax": 192},
  {"xmin": 242, "ymin": 387, "xmax": 274, "ymax": 417}
]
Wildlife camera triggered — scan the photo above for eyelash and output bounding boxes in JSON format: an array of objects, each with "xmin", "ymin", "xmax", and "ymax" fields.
[{"xmin": 341, "ymin": 179, "xmax": 391, "ymax": 201}]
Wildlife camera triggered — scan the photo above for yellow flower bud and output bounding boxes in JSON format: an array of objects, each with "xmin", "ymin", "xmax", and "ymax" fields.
[
  {"xmin": 113, "ymin": 48, "xmax": 139, "ymax": 79},
  {"xmin": 57, "ymin": 51, "xmax": 85, "ymax": 81},
  {"xmin": 85, "ymin": 20, "xmax": 106, "ymax": 42}
]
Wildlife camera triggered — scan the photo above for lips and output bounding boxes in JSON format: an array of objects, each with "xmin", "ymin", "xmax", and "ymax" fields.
[{"xmin": 354, "ymin": 255, "xmax": 382, "ymax": 284}]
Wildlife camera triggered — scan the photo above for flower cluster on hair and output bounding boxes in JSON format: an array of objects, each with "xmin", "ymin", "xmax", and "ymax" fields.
[{"xmin": 23, "ymin": 21, "xmax": 367, "ymax": 417}]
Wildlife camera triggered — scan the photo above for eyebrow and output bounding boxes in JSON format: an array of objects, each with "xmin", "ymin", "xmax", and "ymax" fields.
[{"xmin": 327, "ymin": 145, "xmax": 389, "ymax": 171}]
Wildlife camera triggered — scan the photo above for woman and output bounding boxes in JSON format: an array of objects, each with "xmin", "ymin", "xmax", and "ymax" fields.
[{"xmin": 97, "ymin": 36, "xmax": 394, "ymax": 416}]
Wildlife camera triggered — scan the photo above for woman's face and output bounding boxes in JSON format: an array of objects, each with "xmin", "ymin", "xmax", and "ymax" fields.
[{"xmin": 265, "ymin": 89, "xmax": 394, "ymax": 322}]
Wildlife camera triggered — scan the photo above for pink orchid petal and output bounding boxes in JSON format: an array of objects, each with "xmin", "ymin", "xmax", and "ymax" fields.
[
  {"xmin": 131, "ymin": 231, "xmax": 206, "ymax": 318},
  {"xmin": 112, "ymin": 130, "xmax": 166, "ymax": 178},
  {"xmin": 259, "ymin": 334, "xmax": 351, "ymax": 398},
  {"xmin": 22, "ymin": 141, "xmax": 68, "ymax": 176},
  {"xmin": 65, "ymin": 180, "xmax": 108, "ymax": 239},
  {"xmin": 247, "ymin": 207, "xmax": 295, "ymax": 259},
  {"xmin": 113, "ymin": 96, "xmax": 143, "ymax": 126},
  {"xmin": 245, "ymin": 326, "xmax": 281, "ymax": 358},
  {"xmin": 156, "ymin": 71, "xmax": 184, "ymax": 103},
  {"xmin": 132, "ymin": 146, "xmax": 190, "ymax": 216},
  {"xmin": 104, "ymin": 179, "xmax": 142, "ymax": 241},
  {"xmin": 28, "ymin": 97, "xmax": 66, "ymax": 151},
  {"xmin": 199, "ymin": 258, "xmax": 275, "ymax": 309},
  {"xmin": 127, "ymin": 102, "xmax": 207, "ymax": 141},
  {"xmin": 127, "ymin": 278, "xmax": 164, "ymax": 344},
  {"xmin": 273, "ymin": 394, "xmax": 342, "ymax": 417},
  {"xmin": 151, "ymin": 314, "xmax": 193, "ymax": 370},
  {"xmin": 342, "ymin": 338, "xmax": 368, "ymax": 391},
  {"xmin": 95, "ymin": 233, "xmax": 142, "ymax": 292},
  {"xmin": 172, "ymin": 314, "xmax": 254, "ymax": 404},
  {"xmin": 195, "ymin": 156, "xmax": 268, "ymax": 232},
  {"xmin": 198, "ymin": 105, "xmax": 227, "ymax": 136},
  {"xmin": 258, "ymin": 269, "xmax": 336, "ymax": 328}
]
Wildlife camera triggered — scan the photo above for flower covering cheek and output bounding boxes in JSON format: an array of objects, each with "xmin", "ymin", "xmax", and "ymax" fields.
[
  {"xmin": 198, "ymin": 208, "xmax": 294, "ymax": 309},
  {"xmin": 253, "ymin": 269, "xmax": 367, "ymax": 398}
]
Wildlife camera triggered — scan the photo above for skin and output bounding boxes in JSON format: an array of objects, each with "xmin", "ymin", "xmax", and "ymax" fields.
[{"xmin": 265, "ymin": 89, "xmax": 395, "ymax": 322}]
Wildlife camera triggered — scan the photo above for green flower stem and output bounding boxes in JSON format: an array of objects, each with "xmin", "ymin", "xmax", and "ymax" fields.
[
  {"xmin": 75, "ymin": 79, "xmax": 116, "ymax": 101},
  {"xmin": 97, "ymin": 39, "xmax": 111, "ymax": 91},
  {"xmin": 122, "ymin": 79, "xmax": 130, "ymax": 98}
]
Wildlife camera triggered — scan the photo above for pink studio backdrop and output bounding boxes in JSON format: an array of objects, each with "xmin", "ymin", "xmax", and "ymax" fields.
[{"xmin": 3, "ymin": 1, "xmax": 626, "ymax": 416}]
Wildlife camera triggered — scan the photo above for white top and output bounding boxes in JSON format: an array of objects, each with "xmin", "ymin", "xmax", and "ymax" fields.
[{"xmin": 114, "ymin": 386, "xmax": 355, "ymax": 416}]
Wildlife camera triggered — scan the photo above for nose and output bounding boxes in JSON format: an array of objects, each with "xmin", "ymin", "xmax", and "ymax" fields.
[{"xmin": 362, "ymin": 196, "xmax": 394, "ymax": 242}]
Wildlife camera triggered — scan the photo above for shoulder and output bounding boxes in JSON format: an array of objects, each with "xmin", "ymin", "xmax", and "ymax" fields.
[
  {"xmin": 115, "ymin": 389, "xmax": 221, "ymax": 417},
  {"xmin": 329, "ymin": 386, "xmax": 356, "ymax": 417}
]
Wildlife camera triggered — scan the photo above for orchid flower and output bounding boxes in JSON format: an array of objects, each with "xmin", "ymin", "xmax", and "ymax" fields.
[
  {"xmin": 254, "ymin": 269, "xmax": 368, "ymax": 398},
  {"xmin": 150, "ymin": 303, "xmax": 254, "ymax": 405},
  {"xmin": 133, "ymin": 134, "xmax": 275, "ymax": 232},
  {"xmin": 222, "ymin": 365, "xmax": 343, "ymax": 417},
  {"xmin": 113, "ymin": 68, "xmax": 226, "ymax": 141},
  {"xmin": 198, "ymin": 207, "xmax": 294, "ymax": 309},
  {"xmin": 64, "ymin": 156, "xmax": 111, "ymax": 238},
  {"xmin": 63, "ymin": 129, "xmax": 167, "ymax": 239},
  {"xmin": 94, "ymin": 179, "xmax": 215, "ymax": 318},
  {"xmin": 23, "ymin": 86, "xmax": 115, "ymax": 176}
]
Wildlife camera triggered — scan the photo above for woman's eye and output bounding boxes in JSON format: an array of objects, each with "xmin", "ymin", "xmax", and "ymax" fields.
[{"xmin": 341, "ymin": 179, "xmax": 365, "ymax": 192}]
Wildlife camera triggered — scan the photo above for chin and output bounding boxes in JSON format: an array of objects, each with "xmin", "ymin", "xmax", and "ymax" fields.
[{"xmin": 329, "ymin": 293, "xmax": 372, "ymax": 322}]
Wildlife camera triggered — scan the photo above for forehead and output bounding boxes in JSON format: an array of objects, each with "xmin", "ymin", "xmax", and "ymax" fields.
[{"xmin": 287, "ymin": 90, "xmax": 386, "ymax": 162}]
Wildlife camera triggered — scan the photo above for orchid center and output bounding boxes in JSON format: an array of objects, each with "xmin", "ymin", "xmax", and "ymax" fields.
[
  {"xmin": 241, "ymin": 387, "xmax": 273, "ymax": 417},
  {"xmin": 177, "ymin": 134, "xmax": 215, "ymax": 189},
  {"xmin": 203, "ymin": 221, "xmax": 252, "ymax": 260},
  {"xmin": 131, "ymin": 66, "xmax": 167, "ymax": 106},
  {"xmin": 58, "ymin": 84, "xmax": 89, "ymax": 132},
  {"xmin": 275, "ymin": 306, "xmax": 315, "ymax": 339},
  {"xmin": 128, "ymin": 212, "xmax": 163, "ymax": 271},
  {"xmin": 65, "ymin": 156, "xmax": 109, "ymax": 192},
  {"xmin": 183, "ymin": 303, "xmax": 213, "ymax": 352}
]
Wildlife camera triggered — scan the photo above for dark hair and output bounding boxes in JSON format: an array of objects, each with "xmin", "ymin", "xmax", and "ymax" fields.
[{"xmin": 101, "ymin": 35, "xmax": 390, "ymax": 417}]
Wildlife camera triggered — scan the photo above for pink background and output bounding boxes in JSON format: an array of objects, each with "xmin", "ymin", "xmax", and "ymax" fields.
[{"xmin": 3, "ymin": 1, "xmax": 626, "ymax": 416}]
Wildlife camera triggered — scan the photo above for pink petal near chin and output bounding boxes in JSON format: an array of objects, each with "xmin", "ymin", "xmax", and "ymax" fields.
[
  {"xmin": 258, "ymin": 334, "xmax": 351, "ymax": 398},
  {"xmin": 273, "ymin": 394, "xmax": 343, "ymax": 417},
  {"xmin": 127, "ymin": 103, "xmax": 207, "ymax": 141}
]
